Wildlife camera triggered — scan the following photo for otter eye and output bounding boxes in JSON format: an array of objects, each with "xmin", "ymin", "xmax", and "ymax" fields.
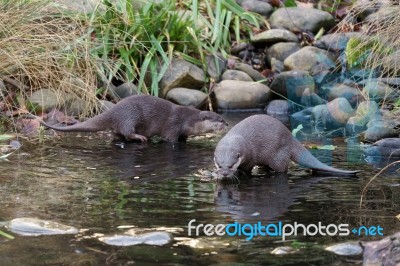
[{"xmin": 236, "ymin": 152, "xmax": 240, "ymax": 158}]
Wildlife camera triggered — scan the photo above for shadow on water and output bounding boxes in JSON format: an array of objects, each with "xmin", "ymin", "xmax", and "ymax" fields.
[{"xmin": 0, "ymin": 112, "xmax": 399, "ymax": 265}]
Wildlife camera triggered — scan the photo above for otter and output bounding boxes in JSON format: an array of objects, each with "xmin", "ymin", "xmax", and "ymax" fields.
[
  {"xmin": 214, "ymin": 114, "xmax": 359, "ymax": 180},
  {"xmin": 40, "ymin": 95, "xmax": 228, "ymax": 142}
]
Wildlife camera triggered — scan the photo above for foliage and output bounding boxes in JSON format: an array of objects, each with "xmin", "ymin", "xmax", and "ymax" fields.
[
  {"xmin": 90, "ymin": 0, "xmax": 265, "ymax": 95},
  {"xmin": 0, "ymin": 0, "xmax": 100, "ymax": 117}
]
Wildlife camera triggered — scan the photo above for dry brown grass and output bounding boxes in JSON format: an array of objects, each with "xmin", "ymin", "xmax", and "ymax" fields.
[
  {"xmin": 338, "ymin": 1, "xmax": 400, "ymax": 78},
  {"xmin": 0, "ymin": 0, "xmax": 101, "ymax": 118}
]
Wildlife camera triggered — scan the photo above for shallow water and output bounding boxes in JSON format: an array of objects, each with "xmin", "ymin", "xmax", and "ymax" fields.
[{"xmin": 0, "ymin": 113, "xmax": 399, "ymax": 265}]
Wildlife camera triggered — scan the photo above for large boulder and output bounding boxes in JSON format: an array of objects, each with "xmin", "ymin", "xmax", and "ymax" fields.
[
  {"xmin": 214, "ymin": 80, "xmax": 271, "ymax": 110},
  {"xmin": 269, "ymin": 7, "xmax": 335, "ymax": 34},
  {"xmin": 159, "ymin": 59, "xmax": 205, "ymax": 97},
  {"xmin": 284, "ymin": 46, "xmax": 336, "ymax": 73},
  {"xmin": 166, "ymin": 87, "xmax": 207, "ymax": 107}
]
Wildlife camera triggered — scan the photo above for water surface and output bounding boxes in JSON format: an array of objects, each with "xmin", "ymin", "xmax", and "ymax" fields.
[{"xmin": 0, "ymin": 113, "xmax": 399, "ymax": 265}]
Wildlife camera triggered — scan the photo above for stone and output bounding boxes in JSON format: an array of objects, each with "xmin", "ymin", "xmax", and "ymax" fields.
[
  {"xmin": 221, "ymin": 70, "xmax": 253, "ymax": 82},
  {"xmin": 266, "ymin": 42, "xmax": 301, "ymax": 62},
  {"xmin": 321, "ymin": 83, "xmax": 362, "ymax": 103},
  {"xmin": 314, "ymin": 32, "xmax": 363, "ymax": 51},
  {"xmin": 214, "ymin": 80, "xmax": 271, "ymax": 110},
  {"xmin": 29, "ymin": 89, "xmax": 60, "ymax": 112},
  {"xmin": 241, "ymin": 0, "xmax": 274, "ymax": 17},
  {"xmin": 269, "ymin": 70, "xmax": 315, "ymax": 106},
  {"xmin": 166, "ymin": 87, "xmax": 207, "ymax": 107},
  {"xmin": 111, "ymin": 83, "xmax": 138, "ymax": 99},
  {"xmin": 98, "ymin": 100, "xmax": 115, "ymax": 113},
  {"xmin": 159, "ymin": 59, "xmax": 205, "ymax": 97},
  {"xmin": 233, "ymin": 63, "xmax": 267, "ymax": 82},
  {"xmin": 251, "ymin": 29, "xmax": 298, "ymax": 46},
  {"xmin": 363, "ymin": 80, "xmax": 395, "ymax": 102},
  {"xmin": 65, "ymin": 98, "xmax": 86, "ymax": 116},
  {"xmin": 206, "ymin": 54, "xmax": 226, "ymax": 81},
  {"xmin": 284, "ymin": 46, "xmax": 336, "ymax": 73},
  {"xmin": 312, "ymin": 97, "xmax": 355, "ymax": 130},
  {"xmin": 270, "ymin": 58, "xmax": 285, "ymax": 73},
  {"xmin": 265, "ymin": 100, "xmax": 289, "ymax": 115},
  {"xmin": 364, "ymin": 138, "xmax": 400, "ymax": 158},
  {"xmin": 269, "ymin": 7, "xmax": 335, "ymax": 34}
]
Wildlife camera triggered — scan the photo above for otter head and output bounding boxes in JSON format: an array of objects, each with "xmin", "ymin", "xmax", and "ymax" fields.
[
  {"xmin": 213, "ymin": 144, "xmax": 244, "ymax": 181},
  {"xmin": 187, "ymin": 111, "xmax": 228, "ymax": 135}
]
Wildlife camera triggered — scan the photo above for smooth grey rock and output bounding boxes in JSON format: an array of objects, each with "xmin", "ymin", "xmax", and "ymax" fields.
[
  {"xmin": 29, "ymin": 89, "xmax": 59, "ymax": 112},
  {"xmin": 166, "ymin": 87, "xmax": 207, "ymax": 107},
  {"xmin": 364, "ymin": 6, "xmax": 397, "ymax": 24},
  {"xmin": 241, "ymin": 0, "xmax": 274, "ymax": 17},
  {"xmin": 252, "ymin": 29, "xmax": 298, "ymax": 46},
  {"xmin": 313, "ymin": 97, "xmax": 355, "ymax": 129},
  {"xmin": 159, "ymin": 59, "xmax": 205, "ymax": 97},
  {"xmin": 284, "ymin": 46, "xmax": 336, "ymax": 73},
  {"xmin": 270, "ymin": 70, "xmax": 315, "ymax": 104},
  {"xmin": 221, "ymin": 70, "xmax": 253, "ymax": 82},
  {"xmin": 98, "ymin": 100, "xmax": 115, "ymax": 113},
  {"xmin": 361, "ymin": 80, "xmax": 399, "ymax": 102},
  {"xmin": 301, "ymin": 87, "xmax": 326, "ymax": 107},
  {"xmin": 270, "ymin": 7, "xmax": 335, "ymax": 34},
  {"xmin": 112, "ymin": 83, "xmax": 138, "ymax": 99},
  {"xmin": 233, "ymin": 63, "xmax": 267, "ymax": 82},
  {"xmin": 363, "ymin": 126, "xmax": 399, "ymax": 142},
  {"xmin": 214, "ymin": 80, "xmax": 271, "ymax": 110},
  {"xmin": 325, "ymin": 242, "xmax": 363, "ymax": 256},
  {"xmin": 99, "ymin": 231, "xmax": 172, "ymax": 246},
  {"xmin": 206, "ymin": 54, "xmax": 226, "ymax": 81},
  {"xmin": 270, "ymin": 58, "xmax": 285, "ymax": 73},
  {"xmin": 6, "ymin": 217, "xmax": 78, "ymax": 236},
  {"xmin": 265, "ymin": 100, "xmax": 289, "ymax": 115},
  {"xmin": 322, "ymin": 83, "xmax": 362, "ymax": 102},
  {"xmin": 345, "ymin": 116, "xmax": 367, "ymax": 136},
  {"xmin": 65, "ymin": 98, "xmax": 86, "ymax": 115},
  {"xmin": 314, "ymin": 32, "xmax": 362, "ymax": 51},
  {"xmin": 364, "ymin": 138, "xmax": 400, "ymax": 157},
  {"xmin": 266, "ymin": 42, "xmax": 301, "ymax": 62}
]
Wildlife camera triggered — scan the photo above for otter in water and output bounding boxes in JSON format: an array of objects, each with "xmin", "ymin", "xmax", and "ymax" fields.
[
  {"xmin": 214, "ymin": 114, "xmax": 359, "ymax": 180},
  {"xmin": 41, "ymin": 95, "xmax": 228, "ymax": 142}
]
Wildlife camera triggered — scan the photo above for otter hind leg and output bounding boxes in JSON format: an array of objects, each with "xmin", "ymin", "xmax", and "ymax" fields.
[{"xmin": 266, "ymin": 153, "xmax": 290, "ymax": 173}]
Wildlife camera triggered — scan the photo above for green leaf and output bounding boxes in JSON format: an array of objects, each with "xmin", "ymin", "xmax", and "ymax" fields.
[
  {"xmin": 315, "ymin": 145, "xmax": 336, "ymax": 150},
  {"xmin": 0, "ymin": 230, "xmax": 14, "ymax": 240},
  {"xmin": 284, "ymin": 0, "xmax": 297, "ymax": 7},
  {"xmin": 0, "ymin": 134, "xmax": 15, "ymax": 141},
  {"xmin": 292, "ymin": 124, "xmax": 303, "ymax": 137}
]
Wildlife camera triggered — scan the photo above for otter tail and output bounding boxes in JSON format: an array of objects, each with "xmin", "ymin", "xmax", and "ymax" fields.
[
  {"xmin": 291, "ymin": 142, "xmax": 360, "ymax": 176},
  {"xmin": 40, "ymin": 112, "xmax": 111, "ymax": 132}
]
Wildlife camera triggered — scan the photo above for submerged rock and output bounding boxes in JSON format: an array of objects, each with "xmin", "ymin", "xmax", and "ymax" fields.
[
  {"xmin": 364, "ymin": 138, "xmax": 400, "ymax": 158},
  {"xmin": 6, "ymin": 218, "xmax": 78, "ymax": 236},
  {"xmin": 325, "ymin": 242, "xmax": 363, "ymax": 256},
  {"xmin": 99, "ymin": 231, "xmax": 172, "ymax": 246}
]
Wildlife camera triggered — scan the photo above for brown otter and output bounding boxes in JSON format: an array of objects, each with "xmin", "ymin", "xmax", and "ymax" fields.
[
  {"xmin": 40, "ymin": 95, "xmax": 228, "ymax": 142},
  {"xmin": 214, "ymin": 114, "xmax": 359, "ymax": 180}
]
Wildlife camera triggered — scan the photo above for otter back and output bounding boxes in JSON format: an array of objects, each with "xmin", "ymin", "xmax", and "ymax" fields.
[
  {"xmin": 214, "ymin": 114, "xmax": 359, "ymax": 180},
  {"xmin": 41, "ymin": 95, "xmax": 228, "ymax": 143}
]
